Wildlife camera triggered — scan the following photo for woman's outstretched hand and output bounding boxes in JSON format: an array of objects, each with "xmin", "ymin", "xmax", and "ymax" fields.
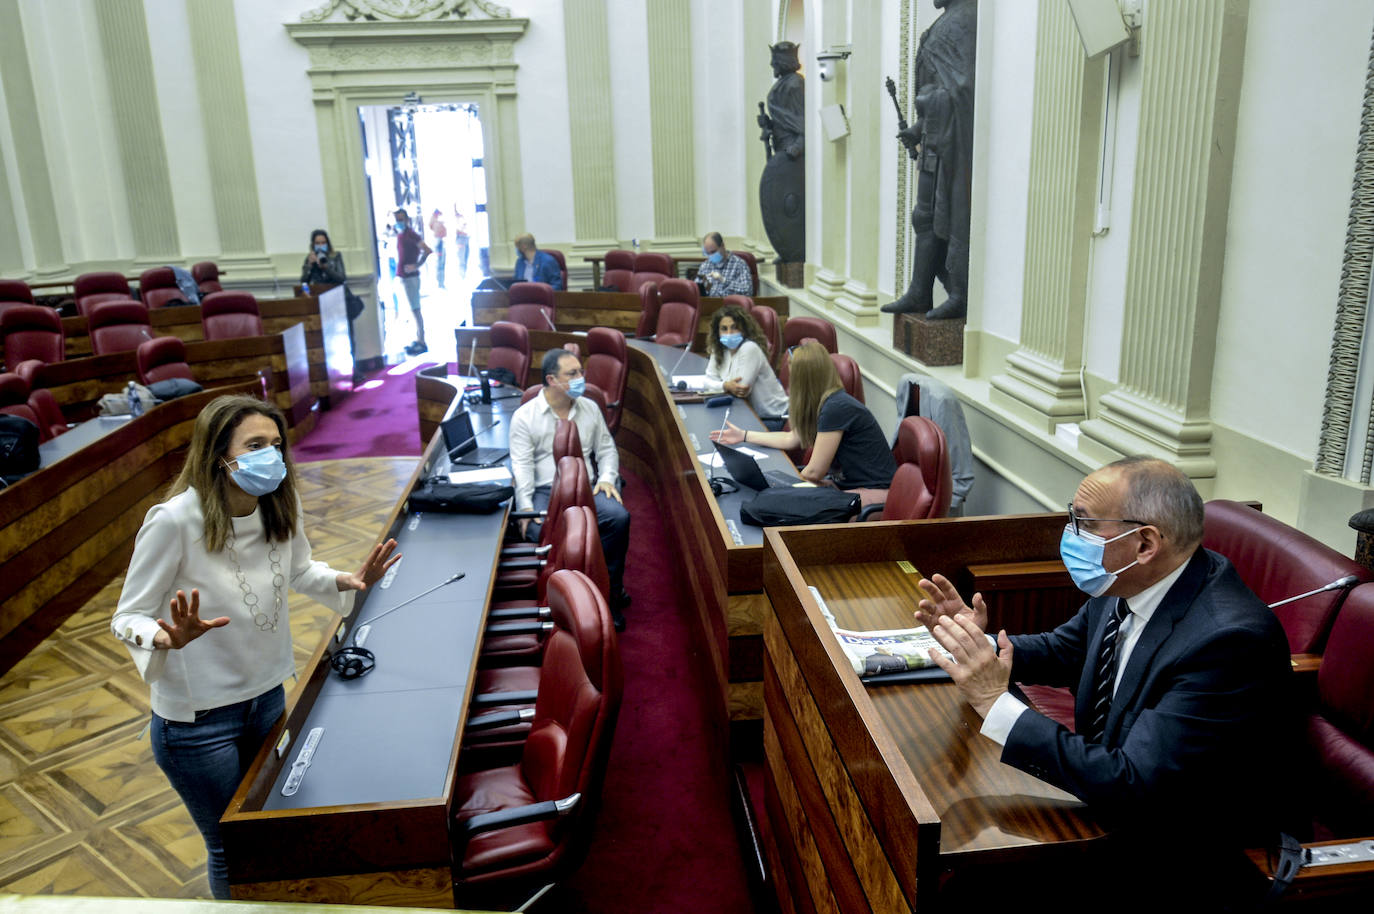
[{"xmin": 154, "ymin": 589, "xmax": 230, "ymax": 649}]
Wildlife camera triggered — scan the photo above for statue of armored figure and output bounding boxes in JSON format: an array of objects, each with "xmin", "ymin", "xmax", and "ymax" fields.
[
  {"xmin": 757, "ymin": 41, "xmax": 805, "ymax": 266},
  {"xmin": 883, "ymin": 0, "xmax": 976, "ymax": 320}
]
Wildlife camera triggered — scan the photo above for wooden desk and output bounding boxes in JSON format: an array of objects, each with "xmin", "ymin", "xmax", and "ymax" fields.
[
  {"xmin": 0, "ymin": 382, "xmax": 259, "ymax": 672},
  {"xmin": 760, "ymin": 516, "xmax": 1103, "ymax": 913}
]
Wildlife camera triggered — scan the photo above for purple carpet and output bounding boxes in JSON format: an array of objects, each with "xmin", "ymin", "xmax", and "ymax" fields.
[{"xmin": 291, "ymin": 358, "xmax": 438, "ymax": 462}]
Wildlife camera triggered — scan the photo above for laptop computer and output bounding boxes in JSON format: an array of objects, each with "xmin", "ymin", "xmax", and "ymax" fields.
[
  {"xmin": 441, "ymin": 412, "xmax": 509, "ymax": 467},
  {"xmin": 713, "ymin": 441, "xmax": 799, "ymax": 491}
]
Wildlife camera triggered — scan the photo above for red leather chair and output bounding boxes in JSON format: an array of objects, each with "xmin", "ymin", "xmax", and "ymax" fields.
[
  {"xmin": 860, "ymin": 419, "xmax": 952, "ymax": 521},
  {"xmin": 452, "ymin": 569, "xmax": 622, "ymax": 908},
  {"xmin": 499, "ymin": 455, "xmax": 595, "ymax": 595},
  {"xmin": 0, "ymin": 372, "xmax": 45, "ymax": 439},
  {"xmin": 544, "ymin": 249, "xmax": 569, "ymax": 291},
  {"xmin": 500, "ymin": 420, "xmax": 585, "ymax": 566},
  {"xmin": 136, "ymin": 336, "xmax": 194, "ymax": 385},
  {"xmin": 601, "ymin": 250, "xmax": 635, "ymax": 292},
  {"xmin": 634, "ymin": 282, "xmax": 661, "ymax": 339},
  {"xmin": 138, "ymin": 267, "xmax": 183, "ymax": 309},
  {"xmin": 507, "ymin": 282, "xmax": 557, "ymax": 331},
  {"xmin": 735, "ymin": 251, "xmax": 760, "ymax": 295},
  {"xmin": 653, "ymin": 279, "xmax": 700, "ymax": 348},
  {"xmin": 0, "ymin": 279, "xmax": 35, "ymax": 320},
  {"xmin": 201, "ymin": 291, "xmax": 263, "ymax": 340},
  {"xmin": 748, "ymin": 303, "xmax": 782, "ymax": 369},
  {"xmin": 87, "ymin": 300, "xmax": 152, "ymax": 355},
  {"xmin": 584, "ymin": 327, "xmax": 628, "ymax": 432},
  {"xmin": 26, "ymin": 387, "xmax": 66, "ymax": 440},
  {"xmin": 2, "ymin": 304, "xmax": 65, "ymax": 367},
  {"xmin": 723, "ymin": 294, "xmax": 754, "ymax": 311},
  {"xmin": 783, "ymin": 316, "xmax": 838, "ymax": 354},
  {"xmin": 630, "ymin": 252, "xmax": 674, "ymax": 293},
  {"xmin": 191, "ymin": 261, "xmax": 223, "ymax": 295},
  {"xmin": 831, "ymin": 352, "xmax": 865, "ymax": 403},
  {"xmin": 488, "ymin": 321, "xmax": 531, "ymax": 388},
  {"xmin": 1203, "ymin": 500, "xmax": 1371, "ymax": 655},
  {"xmin": 74, "ymin": 272, "xmax": 133, "ymax": 317}
]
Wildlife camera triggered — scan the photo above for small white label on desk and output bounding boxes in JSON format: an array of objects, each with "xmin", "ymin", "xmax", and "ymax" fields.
[
  {"xmin": 275, "ymin": 729, "xmax": 291, "ymax": 759},
  {"xmin": 726, "ymin": 519, "xmax": 743, "ymax": 545},
  {"xmin": 808, "ymin": 585, "xmax": 839, "ymax": 628},
  {"xmin": 407, "ymin": 514, "xmax": 421, "ymax": 532},
  {"xmin": 281, "ymin": 727, "xmax": 325, "ymax": 797},
  {"xmin": 379, "ymin": 557, "xmax": 401, "ymax": 590},
  {"xmin": 677, "ymin": 406, "xmax": 686, "ymax": 420},
  {"xmin": 354, "ymin": 624, "xmax": 372, "ymax": 647},
  {"xmin": 689, "ymin": 433, "xmax": 700, "ymax": 451}
]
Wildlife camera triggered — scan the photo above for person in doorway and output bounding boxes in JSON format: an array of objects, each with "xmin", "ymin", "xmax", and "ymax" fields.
[
  {"xmin": 509, "ymin": 348, "xmax": 631, "ymax": 629},
  {"xmin": 428, "ymin": 209, "xmax": 448, "ymax": 289},
  {"xmin": 695, "ymin": 232, "xmax": 753, "ymax": 298},
  {"xmin": 513, "ymin": 233, "xmax": 563, "ymax": 290},
  {"xmin": 395, "ymin": 208, "xmax": 431, "ymax": 355},
  {"xmin": 453, "ymin": 207, "xmax": 470, "ymax": 280},
  {"xmin": 111, "ymin": 395, "xmax": 400, "ymax": 899},
  {"xmin": 711, "ymin": 341, "xmax": 894, "ymax": 494},
  {"xmin": 704, "ymin": 304, "xmax": 788, "ymax": 429}
]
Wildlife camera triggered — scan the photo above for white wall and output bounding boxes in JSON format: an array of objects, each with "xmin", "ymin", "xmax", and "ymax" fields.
[
  {"xmin": 510, "ymin": 0, "xmax": 575, "ymax": 243},
  {"xmin": 692, "ymin": 0, "xmax": 749, "ymax": 241},
  {"xmin": 608, "ymin": 0, "xmax": 655, "ymax": 243}
]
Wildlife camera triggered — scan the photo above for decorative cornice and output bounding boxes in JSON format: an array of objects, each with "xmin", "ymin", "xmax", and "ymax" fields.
[
  {"xmin": 285, "ymin": 18, "xmax": 527, "ymax": 71},
  {"xmin": 300, "ymin": 0, "xmax": 510, "ymax": 23}
]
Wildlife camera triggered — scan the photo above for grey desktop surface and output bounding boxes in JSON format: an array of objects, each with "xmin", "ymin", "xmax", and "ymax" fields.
[
  {"xmin": 628, "ymin": 339, "xmax": 801, "ymax": 547},
  {"xmin": 37, "ymin": 415, "xmax": 130, "ymax": 466}
]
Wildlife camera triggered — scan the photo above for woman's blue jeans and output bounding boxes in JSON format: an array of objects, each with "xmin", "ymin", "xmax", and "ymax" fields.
[{"xmin": 150, "ymin": 685, "xmax": 284, "ymax": 899}]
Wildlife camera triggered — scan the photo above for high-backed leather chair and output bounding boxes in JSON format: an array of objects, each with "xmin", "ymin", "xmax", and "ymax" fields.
[
  {"xmin": 779, "ymin": 317, "xmax": 839, "ymax": 389},
  {"xmin": 634, "ymin": 282, "xmax": 661, "ymax": 338},
  {"xmin": 653, "ymin": 279, "xmax": 700, "ymax": 348},
  {"xmin": 87, "ymin": 300, "xmax": 152, "ymax": 355},
  {"xmin": 831, "ymin": 352, "xmax": 865, "ymax": 403},
  {"xmin": 138, "ymin": 267, "xmax": 183, "ymax": 309},
  {"xmin": 488, "ymin": 320, "xmax": 531, "ymax": 388},
  {"xmin": 0, "ymin": 279, "xmax": 35, "ymax": 320},
  {"xmin": 2, "ymin": 304, "xmax": 65, "ymax": 367},
  {"xmin": 630, "ymin": 252, "xmax": 674, "ymax": 293},
  {"xmin": 860, "ymin": 419, "xmax": 952, "ymax": 521},
  {"xmin": 520, "ymin": 382, "xmax": 607, "ymax": 414},
  {"xmin": 584, "ymin": 327, "xmax": 628, "ymax": 432},
  {"xmin": 544, "ymin": 248, "xmax": 569, "ymax": 291},
  {"xmin": 191, "ymin": 261, "xmax": 223, "ymax": 295},
  {"xmin": 201, "ymin": 291, "xmax": 263, "ymax": 340},
  {"xmin": 136, "ymin": 336, "xmax": 194, "ymax": 385},
  {"xmin": 747, "ymin": 303, "xmax": 782, "ymax": 369},
  {"xmin": 735, "ymin": 250, "xmax": 760, "ymax": 295},
  {"xmin": 452, "ymin": 569, "xmax": 622, "ymax": 908},
  {"xmin": 1203, "ymin": 499, "xmax": 1371, "ymax": 654},
  {"xmin": 499, "ymin": 420, "xmax": 585, "ymax": 568},
  {"xmin": 26, "ymin": 387, "xmax": 66, "ymax": 440},
  {"xmin": 0, "ymin": 372, "xmax": 45, "ymax": 439},
  {"xmin": 601, "ymin": 250, "xmax": 635, "ymax": 292},
  {"xmin": 74, "ymin": 272, "xmax": 133, "ymax": 317},
  {"xmin": 507, "ymin": 282, "xmax": 557, "ymax": 331}
]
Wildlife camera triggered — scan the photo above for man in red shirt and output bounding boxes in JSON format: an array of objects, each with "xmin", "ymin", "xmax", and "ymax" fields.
[{"xmin": 395, "ymin": 208, "xmax": 431, "ymax": 355}]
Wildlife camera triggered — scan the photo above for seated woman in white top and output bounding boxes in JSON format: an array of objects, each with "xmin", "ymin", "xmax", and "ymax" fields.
[
  {"xmin": 111, "ymin": 395, "xmax": 399, "ymax": 899},
  {"xmin": 704, "ymin": 304, "xmax": 788, "ymax": 429}
]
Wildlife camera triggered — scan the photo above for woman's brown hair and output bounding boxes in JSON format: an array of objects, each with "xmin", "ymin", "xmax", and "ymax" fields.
[
  {"xmin": 786, "ymin": 341, "xmax": 842, "ymax": 447},
  {"xmin": 705, "ymin": 305, "xmax": 769, "ymax": 363},
  {"xmin": 165, "ymin": 395, "xmax": 299, "ymax": 552}
]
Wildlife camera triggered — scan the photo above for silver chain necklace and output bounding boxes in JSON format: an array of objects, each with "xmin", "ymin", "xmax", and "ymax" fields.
[{"xmin": 226, "ymin": 534, "xmax": 285, "ymax": 632}]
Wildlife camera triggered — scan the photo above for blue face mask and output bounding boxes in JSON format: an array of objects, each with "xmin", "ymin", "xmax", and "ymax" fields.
[
  {"xmin": 720, "ymin": 332, "xmax": 744, "ymax": 350},
  {"xmin": 708, "ymin": 251, "xmax": 724, "ymax": 265},
  {"xmin": 396, "ymin": 222, "xmax": 407, "ymax": 233},
  {"xmin": 227, "ymin": 447, "xmax": 287, "ymax": 497},
  {"xmin": 565, "ymin": 376, "xmax": 586, "ymax": 399},
  {"xmin": 1059, "ymin": 525, "xmax": 1140, "ymax": 597},
  {"xmin": 314, "ymin": 244, "xmax": 328, "ymax": 255}
]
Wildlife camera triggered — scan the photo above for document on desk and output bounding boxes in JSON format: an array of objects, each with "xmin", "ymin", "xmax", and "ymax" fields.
[
  {"xmin": 831, "ymin": 627, "xmax": 953, "ymax": 683},
  {"xmin": 448, "ymin": 466, "xmax": 514, "ymax": 484}
]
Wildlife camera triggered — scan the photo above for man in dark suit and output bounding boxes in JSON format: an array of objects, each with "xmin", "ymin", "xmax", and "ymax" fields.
[{"xmin": 917, "ymin": 457, "xmax": 1293, "ymax": 906}]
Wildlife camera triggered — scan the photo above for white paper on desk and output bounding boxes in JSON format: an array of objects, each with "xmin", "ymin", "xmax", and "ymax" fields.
[
  {"xmin": 698, "ymin": 452, "xmax": 725, "ymax": 469},
  {"xmin": 736, "ymin": 446, "xmax": 770, "ymax": 460},
  {"xmin": 672, "ymin": 374, "xmax": 723, "ymax": 393},
  {"xmin": 448, "ymin": 467, "xmax": 513, "ymax": 484}
]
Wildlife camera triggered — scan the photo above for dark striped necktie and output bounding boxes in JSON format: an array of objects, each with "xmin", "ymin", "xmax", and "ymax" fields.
[{"xmin": 1087, "ymin": 598, "xmax": 1131, "ymax": 744}]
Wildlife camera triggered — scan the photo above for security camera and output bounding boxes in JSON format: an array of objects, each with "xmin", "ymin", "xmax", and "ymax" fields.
[{"xmin": 816, "ymin": 45, "xmax": 852, "ymax": 83}]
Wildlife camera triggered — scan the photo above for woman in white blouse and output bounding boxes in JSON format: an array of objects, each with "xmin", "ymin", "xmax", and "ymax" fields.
[
  {"xmin": 704, "ymin": 304, "xmax": 789, "ymax": 428},
  {"xmin": 112, "ymin": 395, "xmax": 398, "ymax": 898}
]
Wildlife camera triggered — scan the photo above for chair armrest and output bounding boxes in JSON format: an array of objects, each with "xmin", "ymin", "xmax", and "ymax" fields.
[
  {"xmin": 466, "ymin": 707, "xmax": 536, "ymax": 731},
  {"xmin": 485, "ymin": 619, "xmax": 553, "ymax": 636},
  {"xmin": 488, "ymin": 605, "xmax": 551, "ymax": 621},
  {"xmin": 498, "ymin": 557, "xmax": 546, "ymax": 572},
  {"xmin": 1291, "ymin": 652, "xmax": 1322, "ymax": 675},
  {"xmin": 470, "ymin": 690, "xmax": 539, "ymax": 708},
  {"xmin": 1246, "ymin": 837, "xmax": 1374, "ymax": 901},
  {"xmin": 460, "ymin": 793, "xmax": 582, "ymax": 837},
  {"xmin": 857, "ymin": 502, "xmax": 885, "ymax": 522},
  {"xmin": 508, "ymin": 510, "xmax": 546, "ymax": 521},
  {"xmin": 501, "ymin": 543, "xmax": 552, "ymax": 558}
]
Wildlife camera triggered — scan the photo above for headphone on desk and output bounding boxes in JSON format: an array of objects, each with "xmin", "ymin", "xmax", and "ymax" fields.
[
  {"xmin": 708, "ymin": 475, "xmax": 739, "ymax": 496},
  {"xmin": 330, "ymin": 645, "xmax": 375, "ymax": 680}
]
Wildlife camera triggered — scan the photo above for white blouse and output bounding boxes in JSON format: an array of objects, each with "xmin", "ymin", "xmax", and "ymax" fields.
[{"xmin": 705, "ymin": 339, "xmax": 789, "ymax": 418}]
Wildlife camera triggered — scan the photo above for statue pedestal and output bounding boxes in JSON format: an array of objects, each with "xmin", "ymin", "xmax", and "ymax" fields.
[
  {"xmin": 895, "ymin": 313, "xmax": 965, "ymax": 366},
  {"xmin": 775, "ymin": 262, "xmax": 805, "ymax": 288}
]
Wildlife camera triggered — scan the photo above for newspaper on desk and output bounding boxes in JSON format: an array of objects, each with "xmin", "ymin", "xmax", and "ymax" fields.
[{"xmin": 808, "ymin": 585, "xmax": 953, "ymax": 682}]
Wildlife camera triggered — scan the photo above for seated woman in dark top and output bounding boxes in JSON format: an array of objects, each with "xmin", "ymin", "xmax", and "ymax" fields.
[
  {"xmin": 300, "ymin": 229, "xmax": 346, "ymax": 286},
  {"xmin": 710, "ymin": 341, "xmax": 895, "ymax": 489}
]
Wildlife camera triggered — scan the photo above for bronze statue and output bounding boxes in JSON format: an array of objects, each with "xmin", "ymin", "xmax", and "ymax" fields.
[
  {"xmin": 758, "ymin": 41, "xmax": 805, "ymax": 265},
  {"xmin": 883, "ymin": 0, "xmax": 976, "ymax": 320}
]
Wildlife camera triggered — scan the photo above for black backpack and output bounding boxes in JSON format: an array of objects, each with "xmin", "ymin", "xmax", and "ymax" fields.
[
  {"xmin": 739, "ymin": 486, "xmax": 861, "ymax": 527},
  {"xmin": 408, "ymin": 478, "xmax": 514, "ymax": 514},
  {"xmin": 0, "ymin": 414, "xmax": 40, "ymax": 485}
]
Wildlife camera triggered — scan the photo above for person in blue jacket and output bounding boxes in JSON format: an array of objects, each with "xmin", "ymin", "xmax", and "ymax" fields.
[{"xmin": 513, "ymin": 233, "xmax": 563, "ymax": 290}]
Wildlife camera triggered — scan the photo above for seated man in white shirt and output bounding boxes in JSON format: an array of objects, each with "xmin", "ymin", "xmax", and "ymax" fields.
[{"xmin": 509, "ymin": 348, "xmax": 631, "ymax": 629}]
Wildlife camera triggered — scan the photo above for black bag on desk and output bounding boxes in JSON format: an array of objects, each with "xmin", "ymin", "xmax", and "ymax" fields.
[
  {"xmin": 0, "ymin": 414, "xmax": 40, "ymax": 484},
  {"xmin": 408, "ymin": 478, "xmax": 513, "ymax": 514},
  {"xmin": 739, "ymin": 487, "xmax": 861, "ymax": 527}
]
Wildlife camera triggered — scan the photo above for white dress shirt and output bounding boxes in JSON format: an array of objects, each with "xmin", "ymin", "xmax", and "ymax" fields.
[
  {"xmin": 706, "ymin": 339, "xmax": 789, "ymax": 418},
  {"xmin": 508, "ymin": 389, "xmax": 620, "ymax": 511},
  {"xmin": 979, "ymin": 557, "xmax": 1191, "ymax": 745}
]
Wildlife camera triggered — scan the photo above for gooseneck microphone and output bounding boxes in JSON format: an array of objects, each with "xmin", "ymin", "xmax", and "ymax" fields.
[
  {"xmin": 666, "ymin": 343, "xmax": 693, "ymax": 387},
  {"xmin": 1267, "ymin": 574, "xmax": 1360, "ymax": 609},
  {"xmin": 542, "ymin": 307, "xmax": 558, "ymax": 333},
  {"xmin": 334, "ymin": 571, "xmax": 467, "ymax": 681}
]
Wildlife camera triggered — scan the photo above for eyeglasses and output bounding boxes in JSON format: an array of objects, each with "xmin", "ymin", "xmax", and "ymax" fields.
[{"xmin": 1065, "ymin": 503, "xmax": 1149, "ymax": 537}]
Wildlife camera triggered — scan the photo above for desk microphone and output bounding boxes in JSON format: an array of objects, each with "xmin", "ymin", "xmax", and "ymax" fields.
[
  {"xmin": 714, "ymin": 404, "xmax": 732, "ymax": 446},
  {"xmin": 542, "ymin": 307, "xmax": 557, "ymax": 333},
  {"xmin": 1267, "ymin": 574, "xmax": 1360, "ymax": 609},
  {"xmin": 466, "ymin": 337, "xmax": 479, "ymax": 383},
  {"xmin": 666, "ymin": 344, "xmax": 693, "ymax": 386},
  {"xmin": 333, "ymin": 571, "xmax": 466, "ymax": 679}
]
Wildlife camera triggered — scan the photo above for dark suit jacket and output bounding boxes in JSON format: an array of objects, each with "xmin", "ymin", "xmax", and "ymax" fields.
[{"xmin": 1003, "ymin": 547, "xmax": 1294, "ymax": 842}]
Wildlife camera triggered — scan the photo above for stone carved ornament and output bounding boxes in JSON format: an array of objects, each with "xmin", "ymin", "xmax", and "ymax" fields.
[{"xmin": 301, "ymin": 0, "xmax": 511, "ymax": 22}]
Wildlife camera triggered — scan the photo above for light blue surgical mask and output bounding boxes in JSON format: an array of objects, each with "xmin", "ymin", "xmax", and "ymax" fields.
[
  {"xmin": 314, "ymin": 244, "xmax": 328, "ymax": 255},
  {"xmin": 396, "ymin": 221, "xmax": 407, "ymax": 232},
  {"xmin": 720, "ymin": 332, "xmax": 744, "ymax": 350},
  {"xmin": 565, "ymin": 376, "xmax": 586, "ymax": 399},
  {"xmin": 227, "ymin": 447, "xmax": 287, "ymax": 497},
  {"xmin": 1059, "ymin": 525, "xmax": 1140, "ymax": 597},
  {"xmin": 708, "ymin": 251, "xmax": 724, "ymax": 265}
]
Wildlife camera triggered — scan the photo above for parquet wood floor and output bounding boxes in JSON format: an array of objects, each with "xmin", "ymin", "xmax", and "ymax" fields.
[{"xmin": 0, "ymin": 459, "xmax": 414, "ymax": 900}]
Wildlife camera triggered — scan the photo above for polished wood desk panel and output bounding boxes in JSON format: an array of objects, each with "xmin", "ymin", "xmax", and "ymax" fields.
[
  {"xmin": 23, "ymin": 324, "xmax": 316, "ymax": 438},
  {"xmin": 0, "ymin": 382, "xmax": 259, "ymax": 673},
  {"xmin": 760, "ymin": 516, "xmax": 1104, "ymax": 914}
]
